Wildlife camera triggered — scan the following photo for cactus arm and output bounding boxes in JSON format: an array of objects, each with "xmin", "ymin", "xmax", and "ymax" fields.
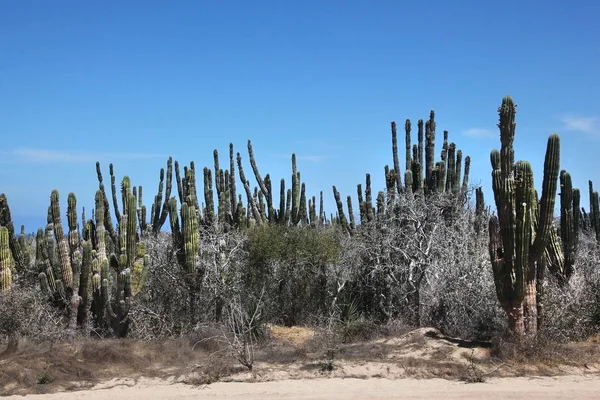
[
  {"xmin": 332, "ymin": 186, "xmax": 350, "ymax": 234},
  {"xmin": 391, "ymin": 121, "xmax": 403, "ymax": 194},
  {"xmin": 229, "ymin": 143, "xmax": 238, "ymax": 222},
  {"xmin": 0, "ymin": 226, "xmax": 13, "ymax": 292},
  {"xmin": 530, "ymin": 134, "xmax": 560, "ymax": 261}
]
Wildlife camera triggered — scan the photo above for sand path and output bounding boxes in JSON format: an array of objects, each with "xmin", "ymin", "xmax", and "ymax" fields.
[{"xmin": 5, "ymin": 375, "xmax": 600, "ymax": 400}]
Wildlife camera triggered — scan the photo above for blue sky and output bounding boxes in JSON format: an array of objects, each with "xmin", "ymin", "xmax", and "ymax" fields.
[{"xmin": 1, "ymin": 0, "xmax": 599, "ymax": 232}]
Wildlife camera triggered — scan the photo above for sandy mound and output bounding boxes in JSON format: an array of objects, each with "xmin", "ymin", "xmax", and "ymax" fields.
[{"xmin": 1, "ymin": 326, "xmax": 599, "ymax": 396}]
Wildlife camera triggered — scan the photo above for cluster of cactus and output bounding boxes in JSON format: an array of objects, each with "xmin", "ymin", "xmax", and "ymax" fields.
[
  {"xmin": 333, "ymin": 110, "xmax": 471, "ymax": 234},
  {"xmin": 142, "ymin": 142, "xmax": 325, "ymax": 322},
  {"xmin": 580, "ymin": 180, "xmax": 600, "ymax": 242},
  {"xmin": 557, "ymin": 171, "xmax": 580, "ymax": 281},
  {"xmin": 36, "ymin": 191, "xmax": 89, "ymax": 335},
  {"xmin": 0, "ymin": 194, "xmax": 19, "ymax": 292},
  {"xmin": 33, "ymin": 167, "xmax": 149, "ymax": 337},
  {"xmin": 96, "ymin": 163, "xmax": 147, "ymax": 241},
  {"xmin": 0, "ymin": 194, "xmax": 29, "ymax": 277},
  {"xmin": 392, "ymin": 112, "xmax": 470, "ymax": 196},
  {"xmin": 487, "ymin": 95, "xmax": 564, "ymax": 337},
  {"xmin": 90, "ymin": 173, "xmax": 149, "ymax": 337},
  {"xmin": 148, "ymin": 141, "xmax": 325, "ymax": 240}
]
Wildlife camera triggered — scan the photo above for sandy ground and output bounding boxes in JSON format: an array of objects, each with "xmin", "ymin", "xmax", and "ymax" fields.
[
  {"xmin": 3, "ymin": 327, "xmax": 600, "ymax": 398},
  {"xmin": 4, "ymin": 375, "xmax": 600, "ymax": 400}
]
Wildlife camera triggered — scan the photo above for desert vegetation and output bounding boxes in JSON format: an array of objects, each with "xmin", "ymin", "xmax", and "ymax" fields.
[{"xmin": 1, "ymin": 96, "xmax": 600, "ymax": 394}]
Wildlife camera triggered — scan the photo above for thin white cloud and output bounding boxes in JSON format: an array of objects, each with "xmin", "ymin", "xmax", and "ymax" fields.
[
  {"xmin": 560, "ymin": 116, "xmax": 600, "ymax": 136},
  {"xmin": 0, "ymin": 147, "xmax": 167, "ymax": 164},
  {"xmin": 462, "ymin": 128, "xmax": 496, "ymax": 139},
  {"xmin": 296, "ymin": 155, "xmax": 328, "ymax": 163}
]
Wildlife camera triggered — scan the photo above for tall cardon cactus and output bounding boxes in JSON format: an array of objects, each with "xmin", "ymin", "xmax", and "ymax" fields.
[
  {"xmin": 0, "ymin": 226, "xmax": 13, "ymax": 292},
  {"xmin": 488, "ymin": 96, "xmax": 562, "ymax": 338}
]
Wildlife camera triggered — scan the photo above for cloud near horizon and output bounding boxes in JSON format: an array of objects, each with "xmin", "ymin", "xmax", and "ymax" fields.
[
  {"xmin": 0, "ymin": 147, "xmax": 167, "ymax": 164},
  {"xmin": 462, "ymin": 128, "xmax": 496, "ymax": 139},
  {"xmin": 560, "ymin": 116, "xmax": 600, "ymax": 136}
]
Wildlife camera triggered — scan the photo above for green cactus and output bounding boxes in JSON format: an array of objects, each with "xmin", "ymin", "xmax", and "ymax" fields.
[
  {"xmin": 167, "ymin": 196, "xmax": 204, "ymax": 322},
  {"xmin": 332, "ymin": 186, "xmax": 350, "ymax": 234},
  {"xmin": 346, "ymin": 196, "xmax": 356, "ymax": 231},
  {"xmin": 90, "ymin": 177, "xmax": 148, "ymax": 337},
  {"xmin": 150, "ymin": 157, "xmax": 174, "ymax": 235},
  {"xmin": 588, "ymin": 181, "xmax": 600, "ymax": 241},
  {"xmin": 319, "ymin": 191, "xmax": 325, "ymax": 223},
  {"xmin": 229, "ymin": 143, "xmax": 238, "ymax": 223},
  {"xmin": 424, "ymin": 112, "xmax": 436, "ymax": 194},
  {"xmin": 77, "ymin": 242, "xmax": 92, "ymax": 325},
  {"xmin": 488, "ymin": 96, "xmax": 562, "ymax": 338},
  {"xmin": 236, "ymin": 152, "xmax": 262, "ymax": 224},
  {"xmin": 203, "ymin": 167, "xmax": 215, "ymax": 224},
  {"xmin": 405, "ymin": 120, "xmax": 412, "ymax": 177},
  {"xmin": 475, "ymin": 187, "xmax": 485, "ymax": 234},
  {"xmin": 557, "ymin": 171, "xmax": 579, "ymax": 281},
  {"xmin": 462, "ymin": 156, "xmax": 471, "ymax": 192},
  {"xmin": 0, "ymin": 194, "xmax": 28, "ymax": 272},
  {"xmin": 0, "ymin": 226, "xmax": 13, "ymax": 292},
  {"xmin": 50, "ymin": 190, "xmax": 74, "ymax": 291},
  {"xmin": 278, "ymin": 179, "xmax": 286, "ymax": 225},
  {"xmin": 391, "ymin": 121, "xmax": 403, "ymax": 194},
  {"xmin": 96, "ymin": 162, "xmax": 118, "ymax": 247},
  {"xmin": 33, "ymin": 191, "xmax": 88, "ymax": 335},
  {"xmin": 248, "ymin": 140, "xmax": 274, "ymax": 221}
]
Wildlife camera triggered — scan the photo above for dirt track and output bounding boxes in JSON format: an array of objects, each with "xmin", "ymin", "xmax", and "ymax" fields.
[{"xmin": 6, "ymin": 375, "xmax": 600, "ymax": 400}]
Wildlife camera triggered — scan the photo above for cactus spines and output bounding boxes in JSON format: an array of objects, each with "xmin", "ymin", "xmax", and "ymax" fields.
[{"xmin": 0, "ymin": 226, "xmax": 13, "ymax": 292}]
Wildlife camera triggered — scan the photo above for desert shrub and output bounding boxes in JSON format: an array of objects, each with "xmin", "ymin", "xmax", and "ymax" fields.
[
  {"xmin": 420, "ymin": 198, "xmax": 506, "ymax": 340},
  {"xmin": 332, "ymin": 188, "xmax": 506, "ymax": 340},
  {"xmin": 245, "ymin": 224, "xmax": 342, "ymax": 326},
  {"xmin": 128, "ymin": 232, "xmax": 191, "ymax": 338},
  {"xmin": 0, "ymin": 285, "xmax": 66, "ymax": 345},
  {"xmin": 540, "ymin": 232, "xmax": 600, "ymax": 341}
]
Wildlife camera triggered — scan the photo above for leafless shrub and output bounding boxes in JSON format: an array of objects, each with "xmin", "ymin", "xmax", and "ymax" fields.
[
  {"xmin": 335, "ymin": 189, "xmax": 504, "ymax": 340},
  {"xmin": 420, "ymin": 198, "xmax": 506, "ymax": 340},
  {"xmin": 0, "ymin": 285, "xmax": 66, "ymax": 351},
  {"xmin": 541, "ymin": 232, "xmax": 600, "ymax": 341}
]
